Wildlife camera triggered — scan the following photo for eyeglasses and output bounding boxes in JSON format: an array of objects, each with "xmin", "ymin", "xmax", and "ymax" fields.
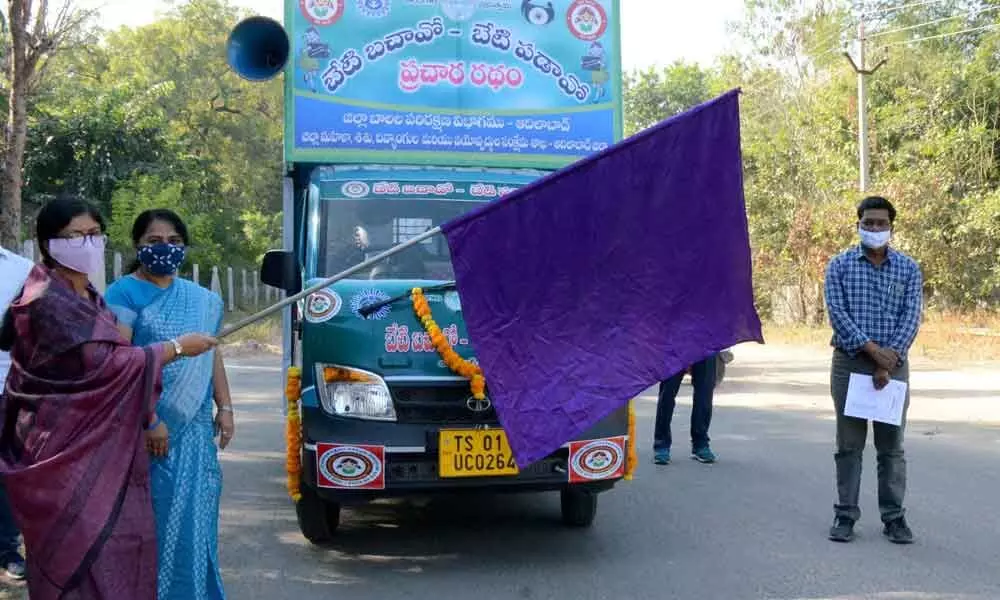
[{"xmin": 57, "ymin": 234, "xmax": 108, "ymax": 248}]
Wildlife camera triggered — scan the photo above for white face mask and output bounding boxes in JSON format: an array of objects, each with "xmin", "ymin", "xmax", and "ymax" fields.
[{"xmin": 858, "ymin": 225, "xmax": 891, "ymax": 249}]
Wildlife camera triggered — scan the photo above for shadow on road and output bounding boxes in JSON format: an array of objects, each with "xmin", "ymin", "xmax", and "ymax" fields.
[
  {"xmin": 216, "ymin": 356, "xmax": 1000, "ymax": 599},
  {"xmin": 721, "ymin": 376, "xmax": 1000, "ymax": 400},
  {"xmin": 331, "ymin": 493, "xmax": 584, "ymax": 556}
]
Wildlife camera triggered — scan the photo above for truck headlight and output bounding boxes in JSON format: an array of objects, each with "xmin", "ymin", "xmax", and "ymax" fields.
[{"xmin": 314, "ymin": 364, "xmax": 396, "ymax": 421}]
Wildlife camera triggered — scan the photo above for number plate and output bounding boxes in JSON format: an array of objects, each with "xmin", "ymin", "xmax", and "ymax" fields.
[{"xmin": 439, "ymin": 429, "xmax": 520, "ymax": 478}]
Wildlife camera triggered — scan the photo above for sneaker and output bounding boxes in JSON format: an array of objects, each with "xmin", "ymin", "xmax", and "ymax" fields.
[
  {"xmin": 691, "ymin": 446, "xmax": 717, "ymax": 463},
  {"xmin": 2, "ymin": 551, "xmax": 25, "ymax": 580},
  {"xmin": 828, "ymin": 517, "xmax": 855, "ymax": 542},
  {"xmin": 653, "ymin": 449, "xmax": 671, "ymax": 465},
  {"xmin": 883, "ymin": 517, "xmax": 914, "ymax": 544}
]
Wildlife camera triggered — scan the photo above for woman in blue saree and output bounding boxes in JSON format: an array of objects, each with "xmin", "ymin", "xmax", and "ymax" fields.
[{"xmin": 105, "ymin": 209, "xmax": 233, "ymax": 600}]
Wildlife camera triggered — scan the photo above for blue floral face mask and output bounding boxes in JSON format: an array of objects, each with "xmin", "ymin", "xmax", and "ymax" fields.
[{"xmin": 137, "ymin": 243, "xmax": 186, "ymax": 276}]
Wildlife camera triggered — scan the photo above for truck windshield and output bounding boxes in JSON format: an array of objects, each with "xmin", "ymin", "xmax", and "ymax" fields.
[{"xmin": 316, "ymin": 198, "xmax": 480, "ymax": 280}]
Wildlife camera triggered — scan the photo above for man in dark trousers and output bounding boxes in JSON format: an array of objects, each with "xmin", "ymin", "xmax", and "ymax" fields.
[
  {"xmin": 823, "ymin": 196, "xmax": 923, "ymax": 545},
  {"xmin": 652, "ymin": 353, "xmax": 719, "ymax": 465}
]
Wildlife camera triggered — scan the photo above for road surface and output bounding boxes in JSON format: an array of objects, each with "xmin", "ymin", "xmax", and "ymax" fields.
[{"xmin": 4, "ymin": 343, "xmax": 1000, "ymax": 599}]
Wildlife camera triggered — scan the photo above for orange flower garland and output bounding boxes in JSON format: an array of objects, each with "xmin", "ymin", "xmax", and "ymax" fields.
[
  {"xmin": 411, "ymin": 288, "xmax": 486, "ymax": 400},
  {"xmin": 625, "ymin": 400, "xmax": 637, "ymax": 481},
  {"xmin": 285, "ymin": 366, "xmax": 303, "ymax": 502}
]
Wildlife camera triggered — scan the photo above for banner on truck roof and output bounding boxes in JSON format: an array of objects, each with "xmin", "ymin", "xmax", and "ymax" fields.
[{"xmin": 286, "ymin": 0, "xmax": 622, "ymax": 168}]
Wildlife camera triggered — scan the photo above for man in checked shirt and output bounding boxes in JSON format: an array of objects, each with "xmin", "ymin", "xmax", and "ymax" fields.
[{"xmin": 823, "ymin": 196, "xmax": 923, "ymax": 545}]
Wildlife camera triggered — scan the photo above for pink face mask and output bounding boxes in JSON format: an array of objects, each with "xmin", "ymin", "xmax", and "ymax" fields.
[{"xmin": 47, "ymin": 236, "xmax": 106, "ymax": 275}]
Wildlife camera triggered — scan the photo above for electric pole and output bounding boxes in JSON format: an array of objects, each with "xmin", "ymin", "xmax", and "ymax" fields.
[{"xmin": 845, "ymin": 19, "xmax": 887, "ymax": 193}]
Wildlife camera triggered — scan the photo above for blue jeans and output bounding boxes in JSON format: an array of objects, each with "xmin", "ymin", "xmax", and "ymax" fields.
[
  {"xmin": 0, "ymin": 479, "xmax": 20, "ymax": 555},
  {"xmin": 653, "ymin": 355, "xmax": 717, "ymax": 451}
]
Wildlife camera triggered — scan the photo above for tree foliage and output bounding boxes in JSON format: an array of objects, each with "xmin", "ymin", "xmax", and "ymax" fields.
[
  {"xmin": 16, "ymin": 0, "xmax": 282, "ymax": 267},
  {"xmin": 625, "ymin": 0, "xmax": 1000, "ymax": 314},
  {"xmin": 0, "ymin": 0, "xmax": 93, "ymax": 248},
  {"xmin": 8, "ymin": 0, "xmax": 1000, "ymax": 314}
]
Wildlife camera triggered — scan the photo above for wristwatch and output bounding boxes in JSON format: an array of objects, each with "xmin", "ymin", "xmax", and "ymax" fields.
[{"xmin": 169, "ymin": 338, "xmax": 184, "ymax": 357}]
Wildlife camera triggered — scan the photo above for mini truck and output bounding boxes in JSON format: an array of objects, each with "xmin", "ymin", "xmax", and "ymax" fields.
[{"xmin": 229, "ymin": 0, "xmax": 634, "ymax": 543}]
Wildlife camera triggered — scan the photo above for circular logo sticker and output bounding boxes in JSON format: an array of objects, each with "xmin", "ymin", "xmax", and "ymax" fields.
[
  {"xmin": 350, "ymin": 288, "xmax": 392, "ymax": 320},
  {"xmin": 318, "ymin": 446, "xmax": 383, "ymax": 488},
  {"xmin": 444, "ymin": 291, "xmax": 462, "ymax": 312},
  {"xmin": 300, "ymin": 0, "xmax": 345, "ymax": 26},
  {"xmin": 341, "ymin": 181, "xmax": 370, "ymax": 199},
  {"xmin": 566, "ymin": 0, "xmax": 607, "ymax": 41},
  {"xmin": 304, "ymin": 289, "xmax": 342, "ymax": 323},
  {"xmin": 357, "ymin": 0, "xmax": 390, "ymax": 18},
  {"xmin": 440, "ymin": 0, "xmax": 476, "ymax": 21},
  {"xmin": 570, "ymin": 439, "xmax": 624, "ymax": 480}
]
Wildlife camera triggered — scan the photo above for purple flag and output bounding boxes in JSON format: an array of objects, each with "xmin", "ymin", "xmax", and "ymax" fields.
[{"xmin": 442, "ymin": 90, "xmax": 763, "ymax": 467}]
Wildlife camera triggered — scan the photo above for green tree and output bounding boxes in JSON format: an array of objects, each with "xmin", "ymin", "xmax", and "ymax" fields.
[
  {"xmin": 623, "ymin": 62, "xmax": 717, "ymax": 136},
  {"xmin": 97, "ymin": 0, "xmax": 283, "ymax": 265},
  {"xmin": 20, "ymin": 0, "xmax": 284, "ymax": 265},
  {"xmin": 0, "ymin": 0, "xmax": 92, "ymax": 247},
  {"xmin": 108, "ymin": 174, "xmax": 224, "ymax": 270}
]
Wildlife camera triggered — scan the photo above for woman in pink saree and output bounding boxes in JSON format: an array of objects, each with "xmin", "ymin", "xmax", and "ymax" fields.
[{"xmin": 0, "ymin": 196, "xmax": 216, "ymax": 599}]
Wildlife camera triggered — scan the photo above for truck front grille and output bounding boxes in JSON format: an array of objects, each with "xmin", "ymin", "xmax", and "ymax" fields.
[{"xmin": 390, "ymin": 384, "xmax": 497, "ymax": 425}]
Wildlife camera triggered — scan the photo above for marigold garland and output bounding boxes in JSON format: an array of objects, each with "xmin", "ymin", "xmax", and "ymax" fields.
[
  {"xmin": 411, "ymin": 288, "xmax": 486, "ymax": 399},
  {"xmin": 625, "ymin": 399, "xmax": 637, "ymax": 481},
  {"xmin": 285, "ymin": 366, "xmax": 303, "ymax": 502}
]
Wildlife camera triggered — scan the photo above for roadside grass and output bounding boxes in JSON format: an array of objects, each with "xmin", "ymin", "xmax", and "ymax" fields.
[
  {"xmin": 764, "ymin": 310, "xmax": 1000, "ymax": 364},
  {"xmin": 219, "ymin": 312, "xmax": 282, "ymax": 354},
  {"xmin": 216, "ymin": 306, "xmax": 1000, "ymax": 365}
]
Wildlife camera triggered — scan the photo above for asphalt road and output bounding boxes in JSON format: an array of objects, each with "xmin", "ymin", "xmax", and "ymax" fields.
[{"xmin": 4, "ymin": 344, "xmax": 1000, "ymax": 599}]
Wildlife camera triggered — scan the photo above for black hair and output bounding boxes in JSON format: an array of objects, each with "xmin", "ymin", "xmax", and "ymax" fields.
[
  {"xmin": 2, "ymin": 195, "xmax": 104, "ymax": 349},
  {"xmin": 35, "ymin": 194, "xmax": 106, "ymax": 268},
  {"xmin": 126, "ymin": 209, "xmax": 191, "ymax": 274},
  {"xmin": 856, "ymin": 196, "xmax": 896, "ymax": 223}
]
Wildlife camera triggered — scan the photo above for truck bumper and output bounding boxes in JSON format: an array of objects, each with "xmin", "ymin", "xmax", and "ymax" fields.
[
  {"xmin": 302, "ymin": 447, "xmax": 620, "ymax": 505},
  {"xmin": 299, "ymin": 405, "xmax": 629, "ymax": 505}
]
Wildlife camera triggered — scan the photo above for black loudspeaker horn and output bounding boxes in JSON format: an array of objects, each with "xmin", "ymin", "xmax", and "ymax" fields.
[{"xmin": 226, "ymin": 16, "xmax": 290, "ymax": 81}]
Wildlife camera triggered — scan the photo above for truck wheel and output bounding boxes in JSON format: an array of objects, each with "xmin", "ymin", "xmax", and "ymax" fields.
[
  {"xmin": 295, "ymin": 485, "xmax": 341, "ymax": 544},
  {"xmin": 560, "ymin": 488, "xmax": 598, "ymax": 527}
]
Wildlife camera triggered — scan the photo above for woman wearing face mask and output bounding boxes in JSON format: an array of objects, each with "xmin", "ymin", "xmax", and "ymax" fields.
[
  {"xmin": 104, "ymin": 209, "xmax": 231, "ymax": 600},
  {"xmin": 0, "ymin": 195, "xmax": 217, "ymax": 599}
]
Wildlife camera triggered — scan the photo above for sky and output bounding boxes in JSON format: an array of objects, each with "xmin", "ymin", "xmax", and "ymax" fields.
[{"xmin": 77, "ymin": 0, "xmax": 747, "ymax": 70}]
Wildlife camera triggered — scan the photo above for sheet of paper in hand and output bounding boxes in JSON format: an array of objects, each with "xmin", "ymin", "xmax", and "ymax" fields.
[{"xmin": 844, "ymin": 372, "xmax": 908, "ymax": 426}]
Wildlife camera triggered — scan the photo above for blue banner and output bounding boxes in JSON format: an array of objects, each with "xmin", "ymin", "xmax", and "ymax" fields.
[{"xmin": 287, "ymin": 0, "xmax": 622, "ymax": 168}]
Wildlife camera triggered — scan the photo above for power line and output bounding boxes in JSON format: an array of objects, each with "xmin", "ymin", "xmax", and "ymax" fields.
[
  {"xmin": 734, "ymin": 24, "xmax": 858, "ymax": 94},
  {"xmin": 860, "ymin": 0, "xmax": 949, "ymax": 18},
  {"xmin": 806, "ymin": 25, "xmax": 855, "ymax": 56},
  {"xmin": 875, "ymin": 22, "xmax": 1000, "ymax": 48},
  {"xmin": 744, "ymin": 4, "xmax": 996, "ymax": 140},
  {"xmin": 745, "ymin": 9, "xmax": 996, "ymax": 92},
  {"xmin": 747, "ymin": 8, "xmax": 997, "ymax": 120},
  {"xmin": 738, "ymin": 44, "xmax": 852, "ymax": 100},
  {"xmin": 867, "ymin": 5, "xmax": 1000, "ymax": 38}
]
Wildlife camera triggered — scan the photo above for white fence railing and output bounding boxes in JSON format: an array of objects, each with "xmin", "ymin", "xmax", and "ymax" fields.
[{"xmin": 18, "ymin": 240, "xmax": 279, "ymax": 312}]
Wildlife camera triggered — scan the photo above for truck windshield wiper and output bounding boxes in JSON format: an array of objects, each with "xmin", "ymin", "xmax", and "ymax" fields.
[{"xmin": 357, "ymin": 281, "xmax": 458, "ymax": 318}]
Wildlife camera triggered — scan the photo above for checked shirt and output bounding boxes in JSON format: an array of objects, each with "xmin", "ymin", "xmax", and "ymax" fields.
[{"xmin": 824, "ymin": 244, "xmax": 923, "ymax": 358}]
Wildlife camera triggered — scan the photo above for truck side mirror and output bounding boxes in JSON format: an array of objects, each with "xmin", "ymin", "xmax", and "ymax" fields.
[{"xmin": 260, "ymin": 249, "xmax": 301, "ymax": 294}]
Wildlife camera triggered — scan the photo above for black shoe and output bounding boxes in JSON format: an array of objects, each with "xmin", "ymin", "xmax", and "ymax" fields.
[
  {"xmin": 883, "ymin": 517, "xmax": 914, "ymax": 544},
  {"xmin": 828, "ymin": 517, "xmax": 855, "ymax": 542},
  {"xmin": 1, "ymin": 551, "xmax": 25, "ymax": 580}
]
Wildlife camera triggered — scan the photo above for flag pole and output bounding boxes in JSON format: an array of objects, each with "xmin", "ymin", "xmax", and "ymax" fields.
[{"xmin": 218, "ymin": 226, "xmax": 443, "ymax": 339}]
